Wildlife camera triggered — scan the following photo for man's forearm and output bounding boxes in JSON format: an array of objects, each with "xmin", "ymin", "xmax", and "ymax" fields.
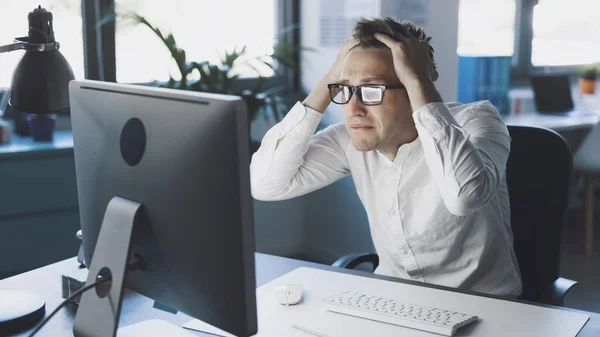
[
  {"xmin": 405, "ymin": 78, "xmax": 443, "ymax": 113},
  {"xmin": 302, "ymin": 75, "xmax": 335, "ymax": 114}
]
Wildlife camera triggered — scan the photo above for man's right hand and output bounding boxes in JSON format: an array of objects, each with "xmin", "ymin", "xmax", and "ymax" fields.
[
  {"xmin": 303, "ymin": 38, "xmax": 359, "ymax": 114},
  {"xmin": 325, "ymin": 38, "xmax": 360, "ymax": 82}
]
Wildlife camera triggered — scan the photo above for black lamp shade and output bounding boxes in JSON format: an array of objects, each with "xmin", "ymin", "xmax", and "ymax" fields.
[{"xmin": 9, "ymin": 49, "xmax": 75, "ymax": 114}]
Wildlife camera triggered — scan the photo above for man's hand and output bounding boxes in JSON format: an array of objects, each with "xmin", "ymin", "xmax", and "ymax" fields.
[
  {"xmin": 373, "ymin": 32, "xmax": 436, "ymax": 86},
  {"xmin": 325, "ymin": 38, "xmax": 360, "ymax": 82},
  {"xmin": 303, "ymin": 38, "xmax": 359, "ymax": 113},
  {"xmin": 373, "ymin": 32, "xmax": 442, "ymax": 111}
]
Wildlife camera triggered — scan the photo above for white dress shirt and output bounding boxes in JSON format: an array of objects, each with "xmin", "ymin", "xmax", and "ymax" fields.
[{"xmin": 250, "ymin": 100, "xmax": 522, "ymax": 297}]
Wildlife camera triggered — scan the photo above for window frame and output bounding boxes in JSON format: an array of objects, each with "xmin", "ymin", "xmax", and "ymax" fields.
[
  {"xmin": 81, "ymin": 0, "xmax": 299, "ymax": 91},
  {"xmin": 512, "ymin": 0, "xmax": 592, "ymax": 82},
  {"xmin": 82, "ymin": 0, "xmax": 116, "ymax": 82}
]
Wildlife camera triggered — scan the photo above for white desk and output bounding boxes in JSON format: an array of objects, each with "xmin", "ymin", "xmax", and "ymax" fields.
[
  {"xmin": 503, "ymin": 92, "xmax": 600, "ymax": 151},
  {"xmin": 504, "ymin": 109, "xmax": 600, "ymax": 132},
  {"xmin": 504, "ymin": 91, "xmax": 600, "ymax": 132},
  {"xmin": 503, "ymin": 110, "xmax": 599, "ymax": 152},
  {"xmin": 5, "ymin": 255, "xmax": 598, "ymax": 337},
  {"xmin": 249, "ymin": 267, "xmax": 590, "ymax": 337}
]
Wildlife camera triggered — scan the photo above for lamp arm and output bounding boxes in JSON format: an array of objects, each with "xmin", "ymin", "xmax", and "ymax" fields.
[
  {"xmin": 0, "ymin": 38, "xmax": 59, "ymax": 54},
  {"xmin": 0, "ymin": 41, "xmax": 28, "ymax": 53}
]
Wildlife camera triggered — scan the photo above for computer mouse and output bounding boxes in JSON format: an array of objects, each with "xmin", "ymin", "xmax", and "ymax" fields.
[{"xmin": 273, "ymin": 284, "xmax": 303, "ymax": 306}]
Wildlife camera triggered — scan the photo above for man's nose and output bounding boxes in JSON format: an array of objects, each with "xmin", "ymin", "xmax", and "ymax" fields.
[{"xmin": 347, "ymin": 93, "xmax": 366, "ymax": 116}]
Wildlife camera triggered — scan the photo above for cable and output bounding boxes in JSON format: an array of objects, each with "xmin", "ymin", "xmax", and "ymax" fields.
[{"xmin": 27, "ymin": 276, "xmax": 112, "ymax": 337}]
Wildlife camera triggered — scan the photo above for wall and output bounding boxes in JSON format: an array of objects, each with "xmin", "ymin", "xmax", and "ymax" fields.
[
  {"xmin": 0, "ymin": 147, "xmax": 80, "ymax": 279},
  {"xmin": 252, "ymin": 198, "xmax": 307, "ymax": 257}
]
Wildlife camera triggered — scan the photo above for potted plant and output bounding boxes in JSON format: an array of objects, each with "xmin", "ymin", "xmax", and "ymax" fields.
[
  {"xmin": 100, "ymin": 12, "xmax": 309, "ymax": 152},
  {"xmin": 579, "ymin": 63, "xmax": 598, "ymax": 94}
]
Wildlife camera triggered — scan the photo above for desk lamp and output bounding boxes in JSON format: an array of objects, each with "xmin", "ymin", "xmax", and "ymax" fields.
[
  {"xmin": 0, "ymin": 5, "xmax": 74, "ymax": 141},
  {"xmin": 0, "ymin": 6, "xmax": 74, "ymax": 334}
]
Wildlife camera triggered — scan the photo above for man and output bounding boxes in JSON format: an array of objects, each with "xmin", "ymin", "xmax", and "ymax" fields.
[{"xmin": 250, "ymin": 17, "xmax": 522, "ymax": 297}]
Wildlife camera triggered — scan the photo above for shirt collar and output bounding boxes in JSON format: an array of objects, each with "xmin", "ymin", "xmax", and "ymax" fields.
[{"xmin": 377, "ymin": 136, "xmax": 421, "ymax": 164}]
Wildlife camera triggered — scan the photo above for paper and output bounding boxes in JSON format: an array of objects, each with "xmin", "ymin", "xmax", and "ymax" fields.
[
  {"xmin": 118, "ymin": 319, "xmax": 196, "ymax": 337},
  {"xmin": 183, "ymin": 319, "xmax": 236, "ymax": 337}
]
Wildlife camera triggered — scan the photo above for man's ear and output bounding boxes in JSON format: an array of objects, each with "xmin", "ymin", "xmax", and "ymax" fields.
[{"xmin": 431, "ymin": 69, "xmax": 439, "ymax": 82}]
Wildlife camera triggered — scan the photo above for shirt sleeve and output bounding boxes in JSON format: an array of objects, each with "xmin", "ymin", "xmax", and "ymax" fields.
[
  {"xmin": 412, "ymin": 101, "xmax": 511, "ymax": 216},
  {"xmin": 250, "ymin": 102, "xmax": 351, "ymax": 201}
]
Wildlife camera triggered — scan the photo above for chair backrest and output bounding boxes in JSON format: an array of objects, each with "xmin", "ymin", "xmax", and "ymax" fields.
[
  {"xmin": 574, "ymin": 121, "xmax": 600, "ymax": 173},
  {"xmin": 506, "ymin": 125, "xmax": 572, "ymax": 302}
]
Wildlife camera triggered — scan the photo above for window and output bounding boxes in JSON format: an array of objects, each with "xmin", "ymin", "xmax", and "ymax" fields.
[
  {"xmin": 0, "ymin": 1, "xmax": 84, "ymax": 87},
  {"xmin": 459, "ymin": 0, "xmax": 600, "ymax": 77},
  {"xmin": 114, "ymin": 0, "xmax": 276, "ymax": 83},
  {"xmin": 457, "ymin": 0, "xmax": 516, "ymax": 57},
  {"xmin": 531, "ymin": 0, "xmax": 600, "ymax": 66}
]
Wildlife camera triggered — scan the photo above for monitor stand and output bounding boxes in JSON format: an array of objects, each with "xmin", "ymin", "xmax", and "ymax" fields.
[{"xmin": 72, "ymin": 196, "xmax": 190, "ymax": 337}]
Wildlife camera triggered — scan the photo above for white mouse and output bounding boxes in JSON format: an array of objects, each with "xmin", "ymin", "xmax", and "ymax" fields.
[{"xmin": 273, "ymin": 284, "xmax": 303, "ymax": 306}]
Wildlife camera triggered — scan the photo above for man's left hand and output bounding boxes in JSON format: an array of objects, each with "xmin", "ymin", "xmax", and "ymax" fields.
[
  {"xmin": 373, "ymin": 32, "xmax": 442, "ymax": 111},
  {"xmin": 373, "ymin": 32, "xmax": 437, "ymax": 88}
]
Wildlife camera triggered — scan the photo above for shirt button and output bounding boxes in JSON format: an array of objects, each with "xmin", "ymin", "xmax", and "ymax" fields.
[
  {"xmin": 390, "ymin": 167, "xmax": 398, "ymax": 173},
  {"xmin": 400, "ymin": 249, "xmax": 409, "ymax": 255},
  {"xmin": 388, "ymin": 209, "xmax": 398, "ymax": 216}
]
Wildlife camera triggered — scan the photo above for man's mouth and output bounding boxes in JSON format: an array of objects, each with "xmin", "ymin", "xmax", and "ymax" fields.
[{"xmin": 351, "ymin": 124, "xmax": 374, "ymax": 130}]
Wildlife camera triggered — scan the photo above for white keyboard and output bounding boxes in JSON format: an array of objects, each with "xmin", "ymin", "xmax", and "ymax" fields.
[{"xmin": 321, "ymin": 291, "xmax": 478, "ymax": 336}]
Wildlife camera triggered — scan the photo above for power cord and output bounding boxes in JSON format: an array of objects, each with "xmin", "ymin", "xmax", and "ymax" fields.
[
  {"xmin": 26, "ymin": 255, "xmax": 145, "ymax": 337},
  {"xmin": 27, "ymin": 275, "xmax": 111, "ymax": 337}
]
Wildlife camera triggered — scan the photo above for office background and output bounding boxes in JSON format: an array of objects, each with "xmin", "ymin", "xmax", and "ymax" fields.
[{"xmin": 0, "ymin": 0, "xmax": 599, "ymax": 314}]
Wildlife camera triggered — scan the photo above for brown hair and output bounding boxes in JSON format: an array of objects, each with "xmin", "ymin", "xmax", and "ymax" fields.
[{"xmin": 351, "ymin": 17, "xmax": 436, "ymax": 69}]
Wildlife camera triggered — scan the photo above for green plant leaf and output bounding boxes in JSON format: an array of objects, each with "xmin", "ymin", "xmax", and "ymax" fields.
[
  {"xmin": 106, "ymin": 11, "xmax": 310, "ymax": 125},
  {"xmin": 580, "ymin": 64, "xmax": 599, "ymax": 80},
  {"xmin": 222, "ymin": 45, "xmax": 248, "ymax": 68}
]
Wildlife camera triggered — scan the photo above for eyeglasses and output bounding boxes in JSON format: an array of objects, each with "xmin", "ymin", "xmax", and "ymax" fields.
[{"xmin": 327, "ymin": 84, "xmax": 405, "ymax": 106}]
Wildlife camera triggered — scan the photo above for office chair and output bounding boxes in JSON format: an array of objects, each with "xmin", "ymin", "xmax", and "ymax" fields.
[
  {"xmin": 574, "ymin": 121, "xmax": 600, "ymax": 257},
  {"xmin": 333, "ymin": 125, "xmax": 578, "ymax": 306}
]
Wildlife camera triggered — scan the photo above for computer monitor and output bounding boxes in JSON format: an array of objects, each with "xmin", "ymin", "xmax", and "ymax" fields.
[
  {"xmin": 69, "ymin": 80, "xmax": 257, "ymax": 337},
  {"xmin": 530, "ymin": 73, "xmax": 574, "ymax": 114}
]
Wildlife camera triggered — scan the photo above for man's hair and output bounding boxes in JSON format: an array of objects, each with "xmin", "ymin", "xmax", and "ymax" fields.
[{"xmin": 351, "ymin": 17, "xmax": 436, "ymax": 69}]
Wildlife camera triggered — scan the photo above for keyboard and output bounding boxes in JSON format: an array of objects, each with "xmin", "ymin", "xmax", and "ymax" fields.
[{"xmin": 321, "ymin": 291, "xmax": 478, "ymax": 336}]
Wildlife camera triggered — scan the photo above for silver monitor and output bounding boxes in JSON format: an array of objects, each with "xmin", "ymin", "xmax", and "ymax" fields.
[{"xmin": 69, "ymin": 80, "xmax": 257, "ymax": 337}]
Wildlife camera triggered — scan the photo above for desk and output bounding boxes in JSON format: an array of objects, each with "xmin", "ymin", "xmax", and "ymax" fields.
[
  {"xmin": 2, "ymin": 253, "xmax": 599, "ymax": 337},
  {"xmin": 504, "ymin": 110, "xmax": 600, "ymax": 152},
  {"xmin": 504, "ymin": 110, "xmax": 600, "ymax": 132},
  {"xmin": 503, "ymin": 90, "xmax": 600, "ymax": 151}
]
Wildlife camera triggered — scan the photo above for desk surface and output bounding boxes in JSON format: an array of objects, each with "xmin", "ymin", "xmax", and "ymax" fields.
[
  {"xmin": 0, "ymin": 131, "xmax": 73, "ymax": 159},
  {"xmin": 504, "ymin": 110, "xmax": 600, "ymax": 132},
  {"xmin": 505, "ymin": 88, "xmax": 600, "ymax": 132},
  {"xmin": 2, "ymin": 253, "xmax": 600, "ymax": 337}
]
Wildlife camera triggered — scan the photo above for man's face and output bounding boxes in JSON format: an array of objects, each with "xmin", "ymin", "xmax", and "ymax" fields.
[{"xmin": 339, "ymin": 47, "xmax": 414, "ymax": 153}]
